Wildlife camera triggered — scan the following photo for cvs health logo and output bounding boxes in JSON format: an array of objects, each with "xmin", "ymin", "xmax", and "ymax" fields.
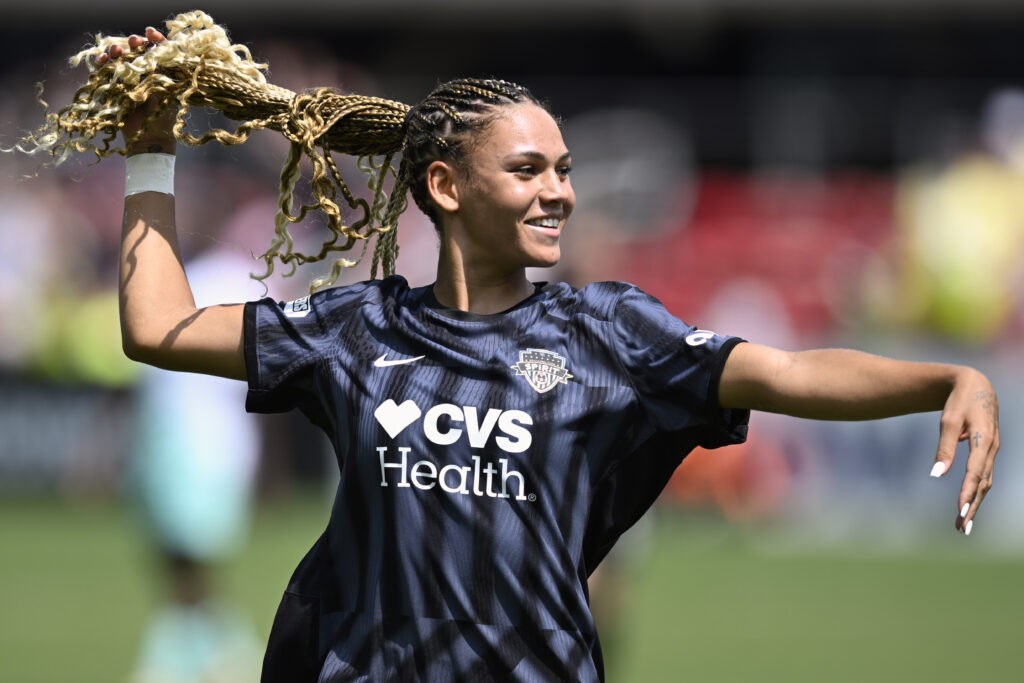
[
  {"xmin": 373, "ymin": 399, "xmax": 533, "ymax": 452},
  {"xmin": 373, "ymin": 399, "xmax": 536, "ymax": 501}
]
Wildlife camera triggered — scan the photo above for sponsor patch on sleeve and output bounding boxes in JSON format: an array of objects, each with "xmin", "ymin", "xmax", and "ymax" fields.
[{"xmin": 282, "ymin": 295, "xmax": 311, "ymax": 318}]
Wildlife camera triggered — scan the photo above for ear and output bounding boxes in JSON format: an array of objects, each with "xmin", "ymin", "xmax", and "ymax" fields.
[{"xmin": 426, "ymin": 160, "xmax": 460, "ymax": 214}]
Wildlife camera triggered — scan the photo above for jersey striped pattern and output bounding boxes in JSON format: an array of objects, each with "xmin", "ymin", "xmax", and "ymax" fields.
[{"xmin": 244, "ymin": 276, "xmax": 748, "ymax": 682}]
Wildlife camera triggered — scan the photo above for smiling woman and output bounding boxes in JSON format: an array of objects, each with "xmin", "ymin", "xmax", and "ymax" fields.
[
  {"xmin": 10, "ymin": 10, "xmax": 1002, "ymax": 683},
  {"xmin": 427, "ymin": 102, "xmax": 576, "ymax": 310}
]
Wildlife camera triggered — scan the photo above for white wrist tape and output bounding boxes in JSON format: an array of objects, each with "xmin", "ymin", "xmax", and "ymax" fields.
[{"xmin": 125, "ymin": 153, "xmax": 175, "ymax": 197}]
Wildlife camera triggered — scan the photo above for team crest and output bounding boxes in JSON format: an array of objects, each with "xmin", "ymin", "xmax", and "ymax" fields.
[{"xmin": 510, "ymin": 348, "xmax": 573, "ymax": 394}]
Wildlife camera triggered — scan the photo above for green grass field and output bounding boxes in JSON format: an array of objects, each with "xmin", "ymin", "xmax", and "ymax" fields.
[{"xmin": 1, "ymin": 497, "xmax": 1020, "ymax": 682}]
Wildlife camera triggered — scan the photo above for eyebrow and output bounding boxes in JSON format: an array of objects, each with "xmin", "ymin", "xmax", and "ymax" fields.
[{"xmin": 504, "ymin": 151, "xmax": 573, "ymax": 163}]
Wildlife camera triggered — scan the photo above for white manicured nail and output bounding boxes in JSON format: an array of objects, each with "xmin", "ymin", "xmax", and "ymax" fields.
[
  {"xmin": 930, "ymin": 462, "xmax": 947, "ymax": 477},
  {"xmin": 960, "ymin": 503, "xmax": 970, "ymax": 518},
  {"xmin": 965, "ymin": 520, "xmax": 973, "ymax": 536}
]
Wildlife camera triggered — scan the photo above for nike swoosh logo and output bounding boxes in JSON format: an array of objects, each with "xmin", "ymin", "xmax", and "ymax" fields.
[{"xmin": 374, "ymin": 354, "xmax": 425, "ymax": 368}]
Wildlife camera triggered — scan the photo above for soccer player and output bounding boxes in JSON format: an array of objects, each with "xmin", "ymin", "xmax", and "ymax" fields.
[{"xmin": 89, "ymin": 23, "xmax": 999, "ymax": 682}]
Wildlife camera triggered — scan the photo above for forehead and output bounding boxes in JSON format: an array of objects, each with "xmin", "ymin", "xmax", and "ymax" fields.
[{"xmin": 473, "ymin": 103, "xmax": 568, "ymax": 158}]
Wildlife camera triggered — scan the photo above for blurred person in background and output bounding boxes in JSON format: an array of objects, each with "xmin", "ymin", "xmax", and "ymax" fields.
[
  {"xmin": 887, "ymin": 88, "xmax": 1024, "ymax": 345},
  {"xmin": 14, "ymin": 15, "xmax": 1002, "ymax": 682},
  {"xmin": 127, "ymin": 203, "xmax": 277, "ymax": 682}
]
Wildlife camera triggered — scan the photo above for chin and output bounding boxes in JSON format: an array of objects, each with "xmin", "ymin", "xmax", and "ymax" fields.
[{"xmin": 528, "ymin": 248, "xmax": 561, "ymax": 269}]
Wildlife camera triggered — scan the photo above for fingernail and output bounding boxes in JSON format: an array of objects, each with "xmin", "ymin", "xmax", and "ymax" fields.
[
  {"xmin": 930, "ymin": 462, "xmax": 947, "ymax": 478},
  {"xmin": 965, "ymin": 520, "xmax": 973, "ymax": 536},
  {"xmin": 960, "ymin": 502, "xmax": 970, "ymax": 518}
]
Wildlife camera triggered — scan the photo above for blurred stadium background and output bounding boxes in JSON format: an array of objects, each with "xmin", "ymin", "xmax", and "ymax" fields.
[{"xmin": 1, "ymin": 1, "xmax": 1023, "ymax": 681}]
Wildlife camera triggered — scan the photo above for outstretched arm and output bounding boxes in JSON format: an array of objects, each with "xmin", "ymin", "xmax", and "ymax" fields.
[
  {"xmin": 111, "ymin": 28, "xmax": 246, "ymax": 380},
  {"xmin": 719, "ymin": 343, "xmax": 999, "ymax": 534}
]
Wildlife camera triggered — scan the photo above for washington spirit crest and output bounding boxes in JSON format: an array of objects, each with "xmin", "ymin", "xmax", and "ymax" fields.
[{"xmin": 510, "ymin": 349, "xmax": 573, "ymax": 394}]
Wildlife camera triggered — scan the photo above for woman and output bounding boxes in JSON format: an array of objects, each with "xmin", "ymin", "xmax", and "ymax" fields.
[{"xmin": 96, "ymin": 23, "xmax": 1000, "ymax": 683}]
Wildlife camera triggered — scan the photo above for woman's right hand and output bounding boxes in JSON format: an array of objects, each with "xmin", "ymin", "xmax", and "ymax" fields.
[{"xmin": 96, "ymin": 27, "xmax": 177, "ymax": 155}]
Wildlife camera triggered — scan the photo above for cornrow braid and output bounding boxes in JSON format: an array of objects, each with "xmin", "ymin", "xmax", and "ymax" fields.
[
  {"xmin": 8, "ymin": 12, "xmax": 544, "ymax": 290},
  {"xmin": 399, "ymin": 78, "xmax": 545, "ymax": 227}
]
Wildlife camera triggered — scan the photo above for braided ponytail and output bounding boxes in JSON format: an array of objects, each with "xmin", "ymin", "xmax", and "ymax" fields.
[{"xmin": 11, "ymin": 11, "xmax": 543, "ymax": 290}]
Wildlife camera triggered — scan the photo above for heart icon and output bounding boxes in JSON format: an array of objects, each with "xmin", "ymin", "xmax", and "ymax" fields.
[{"xmin": 374, "ymin": 399, "xmax": 422, "ymax": 439}]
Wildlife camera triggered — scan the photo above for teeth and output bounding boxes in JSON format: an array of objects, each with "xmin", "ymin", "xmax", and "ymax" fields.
[{"xmin": 528, "ymin": 218, "xmax": 560, "ymax": 228}]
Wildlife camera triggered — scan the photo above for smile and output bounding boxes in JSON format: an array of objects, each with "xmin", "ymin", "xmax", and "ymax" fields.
[
  {"xmin": 525, "ymin": 224, "xmax": 560, "ymax": 239},
  {"xmin": 525, "ymin": 217, "xmax": 561, "ymax": 238}
]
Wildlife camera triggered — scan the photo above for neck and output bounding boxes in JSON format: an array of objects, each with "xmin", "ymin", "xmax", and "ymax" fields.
[{"xmin": 434, "ymin": 236, "xmax": 535, "ymax": 314}]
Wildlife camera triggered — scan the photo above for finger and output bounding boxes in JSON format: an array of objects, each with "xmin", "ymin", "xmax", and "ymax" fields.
[
  {"xmin": 965, "ymin": 461, "xmax": 996, "ymax": 531},
  {"xmin": 95, "ymin": 52, "xmax": 109, "ymax": 66},
  {"xmin": 145, "ymin": 26, "xmax": 166, "ymax": 43},
  {"xmin": 958, "ymin": 429, "xmax": 995, "ymax": 533},
  {"xmin": 109, "ymin": 43, "xmax": 124, "ymax": 59},
  {"xmin": 931, "ymin": 413, "xmax": 960, "ymax": 478},
  {"xmin": 127, "ymin": 34, "xmax": 145, "ymax": 50}
]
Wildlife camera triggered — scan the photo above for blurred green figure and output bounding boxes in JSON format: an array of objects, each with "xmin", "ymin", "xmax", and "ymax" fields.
[
  {"xmin": 128, "ymin": 250, "xmax": 264, "ymax": 683},
  {"xmin": 891, "ymin": 89, "xmax": 1024, "ymax": 345}
]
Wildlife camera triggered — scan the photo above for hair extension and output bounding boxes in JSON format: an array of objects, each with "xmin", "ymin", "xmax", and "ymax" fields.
[{"xmin": 11, "ymin": 10, "xmax": 543, "ymax": 290}]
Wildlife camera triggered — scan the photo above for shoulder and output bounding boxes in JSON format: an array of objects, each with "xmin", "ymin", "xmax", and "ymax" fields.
[
  {"xmin": 288, "ymin": 275, "xmax": 412, "ymax": 317},
  {"xmin": 244, "ymin": 276, "xmax": 415, "ymax": 390},
  {"xmin": 315, "ymin": 274, "xmax": 410, "ymax": 305},
  {"xmin": 248, "ymin": 276, "xmax": 414, "ymax": 345},
  {"xmin": 547, "ymin": 280, "xmax": 655, "ymax": 321}
]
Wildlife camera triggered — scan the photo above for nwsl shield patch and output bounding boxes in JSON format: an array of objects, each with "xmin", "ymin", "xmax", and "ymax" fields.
[{"xmin": 510, "ymin": 348, "xmax": 573, "ymax": 394}]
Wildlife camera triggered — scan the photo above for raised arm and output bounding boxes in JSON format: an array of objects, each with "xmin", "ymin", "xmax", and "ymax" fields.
[
  {"xmin": 110, "ymin": 28, "xmax": 246, "ymax": 380},
  {"xmin": 719, "ymin": 343, "xmax": 999, "ymax": 534}
]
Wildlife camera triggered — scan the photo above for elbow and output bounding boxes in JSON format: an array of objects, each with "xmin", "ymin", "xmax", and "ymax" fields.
[
  {"xmin": 120, "ymin": 306, "xmax": 203, "ymax": 370},
  {"xmin": 122, "ymin": 337, "xmax": 146, "ymax": 364},
  {"xmin": 120, "ymin": 319, "xmax": 167, "ymax": 366},
  {"xmin": 120, "ymin": 316, "xmax": 141, "ymax": 362},
  {"xmin": 121, "ymin": 328, "xmax": 153, "ymax": 365}
]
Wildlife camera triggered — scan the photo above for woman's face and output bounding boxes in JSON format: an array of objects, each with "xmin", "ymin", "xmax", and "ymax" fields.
[{"xmin": 447, "ymin": 103, "xmax": 575, "ymax": 272}]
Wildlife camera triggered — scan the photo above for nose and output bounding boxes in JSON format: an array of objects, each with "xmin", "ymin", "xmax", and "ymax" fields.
[{"xmin": 539, "ymin": 169, "xmax": 572, "ymax": 205}]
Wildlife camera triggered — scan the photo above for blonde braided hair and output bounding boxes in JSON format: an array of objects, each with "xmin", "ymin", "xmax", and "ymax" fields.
[{"xmin": 13, "ymin": 10, "xmax": 544, "ymax": 290}]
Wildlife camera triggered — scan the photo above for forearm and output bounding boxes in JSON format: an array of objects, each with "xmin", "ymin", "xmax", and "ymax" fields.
[
  {"xmin": 774, "ymin": 348, "xmax": 966, "ymax": 419},
  {"xmin": 721, "ymin": 344, "xmax": 966, "ymax": 420},
  {"xmin": 117, "ymin": 151, "xmax": 246, "ymax": 379},
  {"xmin": 118, "ymin": 187, "xmax": 196, "ymax": 358}
]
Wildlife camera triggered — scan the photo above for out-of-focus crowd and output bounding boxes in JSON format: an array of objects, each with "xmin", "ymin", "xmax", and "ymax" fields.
[
  {"xmin": 1, "ymin": 26, "xmax": 1023, "ymax": 535},
  {"xmin": 2, "ymin": 16, "xmax": 1023, "ymax": 683}
]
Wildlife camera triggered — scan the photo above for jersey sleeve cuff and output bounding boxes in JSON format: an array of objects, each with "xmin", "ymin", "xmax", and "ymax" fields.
[{"xmin": 704, "ymin": 337, "xmax": 750, "ymax": 447}]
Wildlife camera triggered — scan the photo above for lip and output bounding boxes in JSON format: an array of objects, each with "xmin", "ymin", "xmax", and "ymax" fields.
[
  {"xmin": 524, "ymin": 215, "xmax": 563, "ymax": 239},
  {"xmin": 525, "ymin": 222, "xmax": 561, "ymax": 239}
]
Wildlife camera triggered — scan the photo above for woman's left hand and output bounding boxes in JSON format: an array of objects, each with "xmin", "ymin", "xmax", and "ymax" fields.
[
  {"xmin": 931, "ymin": 368, "xmax": 1000, "ymax": 535},
  {"xmin": 720, "ymin": 344, "xmax": 1001, "ymax": 536}
]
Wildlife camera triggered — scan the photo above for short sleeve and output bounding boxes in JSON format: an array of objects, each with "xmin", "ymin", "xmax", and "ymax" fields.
[
  {"xmin": 244, "ymin": 293, "xmax": 330, "ymax": 414},
  {"xmin": 611, "ymin": 286, "xmax": 748, "ymax": 447}
]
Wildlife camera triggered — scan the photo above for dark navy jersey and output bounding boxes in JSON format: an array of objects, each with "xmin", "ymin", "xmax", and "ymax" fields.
[{"xmin": 244, "ymin": 276, "xmax": 748, "ymax": 682}]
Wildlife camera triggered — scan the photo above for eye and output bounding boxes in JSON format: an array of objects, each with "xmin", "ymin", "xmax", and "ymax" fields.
[
  {"xmin": 557, "ymin": 165, "xmax": 572, "ymax": 178},
  {"xmin": 513, "ymin": 165, "xmax": 539, "ymax": 177}
]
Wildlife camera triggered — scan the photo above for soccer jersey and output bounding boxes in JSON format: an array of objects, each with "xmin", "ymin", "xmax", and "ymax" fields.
[{"xmin": 244, "ymin": 276, "xmax": 748, "ymax": 682}]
